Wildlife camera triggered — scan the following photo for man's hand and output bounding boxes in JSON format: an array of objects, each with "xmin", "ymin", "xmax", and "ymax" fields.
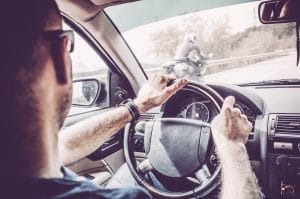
[
  {"xmin": 211, "ymin": 96, "xmax": 252, "ymax": 144},
  {"xmin": 211, "ymin": 96, "xmax": 261, "ymax": 199},
  {"xmin": 134, "ymin": 74, "xmax": 187, "ymax": 113}
]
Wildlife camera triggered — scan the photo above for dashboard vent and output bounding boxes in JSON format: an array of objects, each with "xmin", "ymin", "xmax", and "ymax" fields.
[{"xmin": 275, "ymin": 115, "xmax": 300, "ymax": 134}]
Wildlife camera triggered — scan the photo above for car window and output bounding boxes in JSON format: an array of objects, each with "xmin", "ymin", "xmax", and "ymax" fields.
[
  {"xmin": 106, "ymin": 1, "xmax": 299, "ymax": 85},
  {"xmin": 64, "ymin": 22, "xmax": 109, "ymax": 116}
]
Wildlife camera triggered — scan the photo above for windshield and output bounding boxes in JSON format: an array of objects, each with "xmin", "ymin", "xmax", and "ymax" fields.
[{"xmin": 106, "ymin": 1, "xmax": 300, "ymax": 85}]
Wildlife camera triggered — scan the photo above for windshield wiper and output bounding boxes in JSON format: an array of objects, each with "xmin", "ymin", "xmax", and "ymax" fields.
[{"xmin": 238, "ymin": 79, "xmax": 300, "ymax": 86}]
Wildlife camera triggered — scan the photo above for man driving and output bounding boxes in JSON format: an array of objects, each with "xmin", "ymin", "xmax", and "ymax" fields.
[{"xmin": 0, "ymin": 0, "xmax": 260, "ymax": 198}]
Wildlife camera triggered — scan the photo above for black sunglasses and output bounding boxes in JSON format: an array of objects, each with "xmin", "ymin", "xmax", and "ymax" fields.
[{"xmin": 43, "ymin": 30, "xmax": 74, "ymax": 53}]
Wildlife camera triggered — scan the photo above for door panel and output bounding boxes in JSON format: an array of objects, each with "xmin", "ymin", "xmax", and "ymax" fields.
[
  {"xmin": 62, "ymin": 20, "xmax": 129, "ymax": 185},
  {"xmin": 67, "ymin": 158, "xmax": 113, "ymax": 186}
]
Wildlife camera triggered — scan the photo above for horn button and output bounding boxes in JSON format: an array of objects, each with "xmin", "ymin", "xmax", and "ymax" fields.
[{"xmin": 144, "ymin": 118, "xmax": 211, "ymax": 178}]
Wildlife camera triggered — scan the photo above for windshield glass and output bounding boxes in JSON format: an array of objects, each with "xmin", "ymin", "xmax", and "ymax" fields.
[{"xmin": 106, "ymin": 1, "xmax": 300, "ymax": 85}]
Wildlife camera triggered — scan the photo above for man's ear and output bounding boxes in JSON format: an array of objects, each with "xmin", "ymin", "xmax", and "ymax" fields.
[{"xmin": 52, "ymin": 37, "xmax": 70, "ymax": 85}]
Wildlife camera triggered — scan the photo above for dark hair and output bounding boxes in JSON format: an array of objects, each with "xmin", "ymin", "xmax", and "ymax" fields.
[
  {"xmin": 0, "ymin": 0, "xmax": 61, "ymax": 77},
  {"xmin": 0, "ymin": 1, "xmax": 65, "ymax": 175},
  {"xmin": 0, "ymin": 0, "xmax": 62, "ymax": 141}
]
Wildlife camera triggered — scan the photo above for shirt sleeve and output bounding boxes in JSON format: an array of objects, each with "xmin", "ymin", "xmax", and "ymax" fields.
[{"xmin": 92, "ymin": 186, "xmax": 152, "ymax": 199}]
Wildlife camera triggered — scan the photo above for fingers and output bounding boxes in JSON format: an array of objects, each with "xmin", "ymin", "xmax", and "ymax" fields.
[
  {"xmin": 151, "ymin": 74, "xmax": 176, "ymax": 84},
  {"xmin": 241, "ymin": 114, "xmax": 248, "ymax": 121},
  {"xmin": 232, "ymin": 108, "xmax": 242, "ymax": 118},
  {"xmin": 135, "ymin": 74, "xmax": 187, "ymax": 113},
  {"xmin": 241, "ymin": 114, "xmax": 253, "ymax": 139},
  {"xmin": 162, "ymin": 78, "xmax": 188, "ymax": 97},
  {"xmin": 162, "ymin": 74, "xmax": 177, "ymax": 82},
  {"xmin": 223, "ymin": 96, "xmax": 235, "ymax": 108},
  {"xmin": 247, "ymin": 121, "xmax": 253, "ymax": 132},
  {"xmin": 221, "ymin": 96, "xmax": 235, "ymax": 115}
]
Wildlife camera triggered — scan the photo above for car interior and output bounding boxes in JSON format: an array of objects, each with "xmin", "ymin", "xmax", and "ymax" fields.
[{"xmin": 57, "ymin": 0, "xmax": 300, "ymax": 198}]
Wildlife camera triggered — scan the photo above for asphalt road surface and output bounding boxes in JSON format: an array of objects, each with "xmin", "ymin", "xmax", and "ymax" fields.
[{"xmin": 204, "ymin": 53, "xmax": 300, "ymax": 84}]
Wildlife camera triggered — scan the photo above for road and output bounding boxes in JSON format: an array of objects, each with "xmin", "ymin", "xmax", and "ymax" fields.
[
  {"xmin": 204, "ymin": 53, "xmax": 300, "ymax": 84},
  {"xmin": 68, "ymin": 53, "xmax": 300, "ymax": 116}
]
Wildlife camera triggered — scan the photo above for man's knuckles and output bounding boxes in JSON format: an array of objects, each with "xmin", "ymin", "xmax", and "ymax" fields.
[
  {"xmin": 232, "ymin": 108, "xmax": 242, "ymax": 117},
  {"xmin": 152, "ymin": 74, "xmax": 165, "ymax": 83},
  {"xmin": 241, "ymin": 114, "xmax": 248, "ymax": 121},
  {"xmin": 247, "ymin": 121, "xmax": 253, "ymax": 131},
  {"xmin": 165, "ymin": 88, "xmax": 175, "ymax": 95},
  {"xmin": 222, "ymin": 106, "xmax": 232, "ymax": 116}
]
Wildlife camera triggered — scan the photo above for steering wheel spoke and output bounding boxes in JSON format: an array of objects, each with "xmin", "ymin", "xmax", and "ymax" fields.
[
  {"xmin": 194, "ymin": 164, "xmax": 212, "ymax": 184},
  {"xmin": 198, "ymin": 126, "xmax": 211, "ymax": 164},
  {"xmin": 137, "ymin": 159, "xmax": 153, "ymax": 175}
]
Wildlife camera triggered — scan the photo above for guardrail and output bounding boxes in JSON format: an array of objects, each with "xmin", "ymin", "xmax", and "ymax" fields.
[
  {"xmin": 144, "ymin": 49, "xmax": 295, "ymax": 76},
  {"xmin": 73, "ymin": 49, "xmax": 295, "ymax": 80},
  {"xmin": 206, "ymin": 49, "xmax": 294, "ymax": 66}
]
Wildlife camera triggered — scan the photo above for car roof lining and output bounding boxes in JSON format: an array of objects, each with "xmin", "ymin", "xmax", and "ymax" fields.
[{"xmin": 56, "ymin": 0, "xmax": 101, "ymax": 22}]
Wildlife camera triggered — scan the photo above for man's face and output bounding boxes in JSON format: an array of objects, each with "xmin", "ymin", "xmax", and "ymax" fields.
[
  {"xmin": 58, "ymin": 39, "xmax": 73, "ymax": 128},
  {"xmin": 46, "ymin": 17, "xmax": 74, "ymax": 128},
  {"xmin": 57, "ymin": 80, "xmax": 72, "ymax": 128}
]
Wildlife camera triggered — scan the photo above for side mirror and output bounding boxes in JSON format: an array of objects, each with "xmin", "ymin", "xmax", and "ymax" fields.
[
  {"xmin": 258, "ymin": 0, "xmax": 300, "ymax": 24},
  {"xmin": 72, "ymin": 79, "xmax": 101, "ymax": 106}
]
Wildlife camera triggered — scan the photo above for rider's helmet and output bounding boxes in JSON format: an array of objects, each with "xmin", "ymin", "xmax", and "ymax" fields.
[
  {"xmin": 82, "ymin": 81, "xmax": 96, "ymax": 102},
  {"xmin": 162, "ymin": 61, "xmax": 175, "ymax": 74},
  {"xmin": 184, "ymin": 33, "xmax": 197, "ymax": 43}
]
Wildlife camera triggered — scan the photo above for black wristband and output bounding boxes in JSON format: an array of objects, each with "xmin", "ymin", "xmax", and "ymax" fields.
[{"xmin": 120, "ymin": 99, "xmax": 140, "ymax": 121}]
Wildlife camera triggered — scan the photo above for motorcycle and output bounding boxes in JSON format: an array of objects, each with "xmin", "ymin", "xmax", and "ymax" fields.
[{"xmin": 163, "ymin": 57, "xmax": 208, "ymax": 82}]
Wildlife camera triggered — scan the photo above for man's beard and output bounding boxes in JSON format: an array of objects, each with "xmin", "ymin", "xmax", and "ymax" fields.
[
  {"xmin": 57, "ymin": 84, "xmax": 72, "ymax": 129},
  {"xmin": 57, "ymin": 58, "xmax": 73, "ymax": 130}
]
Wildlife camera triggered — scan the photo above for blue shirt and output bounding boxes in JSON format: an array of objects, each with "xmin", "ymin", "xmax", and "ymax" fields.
[{"xmin": 2, "ymin": 167, "xmax": 152, "ymax": 199}]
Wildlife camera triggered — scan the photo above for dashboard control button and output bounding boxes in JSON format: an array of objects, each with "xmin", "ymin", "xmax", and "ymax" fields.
[
  {"xmin": 275, "ymin": 155, "xmax": 293, "ymax": 172},
  {"xmin": 274, "ymin": 142, "xmax": 293, "ymax": 151}
]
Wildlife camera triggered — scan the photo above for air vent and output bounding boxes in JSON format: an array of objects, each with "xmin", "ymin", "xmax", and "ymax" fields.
[{"xmin": 275, "ymin": 115, "xmax": 300, "ymax": 134}]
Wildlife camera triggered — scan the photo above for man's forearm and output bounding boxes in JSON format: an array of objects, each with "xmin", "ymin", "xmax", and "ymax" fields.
[
  {"xmin": 218, "ymin": 143, "xmax": 260, "ymax": 199},
  {"xmin": 59, "ymin": 106, "xmax": 132, "ymax": 165},
  {"xmin": 58, "ymin": 76, "xmax": 187, "ymax": 166}
]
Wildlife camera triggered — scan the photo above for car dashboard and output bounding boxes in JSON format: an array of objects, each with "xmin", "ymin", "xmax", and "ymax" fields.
[
  {"xmin": 162, "ymin": 89, "xmax": 257, "ymax": 131},
  {"xmin": 132, "ymin": 83, "xmax": 300, "ymax": 199},
  {"xmin": 87, "ymin": 82, "xmax": 300, "ymax": 199}
]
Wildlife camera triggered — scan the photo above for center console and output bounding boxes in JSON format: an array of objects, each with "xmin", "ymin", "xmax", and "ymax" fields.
[{"xmin": 267, "ymin": 114, "xmax": 300, "ymax": 199}]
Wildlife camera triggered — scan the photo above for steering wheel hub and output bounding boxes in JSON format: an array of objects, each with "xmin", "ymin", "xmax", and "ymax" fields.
[{"xmin": 144, "ymin": 118, "xmax": 211, "ymax": 178}]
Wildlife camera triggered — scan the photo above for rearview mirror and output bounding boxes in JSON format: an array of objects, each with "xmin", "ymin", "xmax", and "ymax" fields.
[
  {"xmin": 258, "ymin": 0, "xmax": 300, "ymax": 24},
  {"xmin": 72, "ymin": 79, "xmax": 100, "ymax": 106}
]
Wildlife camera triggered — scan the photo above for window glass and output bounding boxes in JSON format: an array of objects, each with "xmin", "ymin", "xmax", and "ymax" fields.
[
  {"xmin": 106, "ymin": 1, "xmax": 299, "ymax": 85},
  {"xmin": 64, "ymin": 23, "xmax": 109, "ymax": 116}
]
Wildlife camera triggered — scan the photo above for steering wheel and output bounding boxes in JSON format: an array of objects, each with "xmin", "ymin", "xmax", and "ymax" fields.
[{"xmin": 124, "ymin": 81, "xmax": 224, "ymax": 198}]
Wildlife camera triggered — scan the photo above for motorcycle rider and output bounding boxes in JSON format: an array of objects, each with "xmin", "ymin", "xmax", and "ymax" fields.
[
  {"xmin": 173, "ymin": 33, "xmax": 207, "ymax": 81},
  {"xmin": 82, "ymin": 81, "xmax": 97, "ymax": 103}
]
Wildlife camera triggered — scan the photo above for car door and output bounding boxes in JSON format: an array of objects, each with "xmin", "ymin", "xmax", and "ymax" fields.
[{"xmin": 62, "ymin": 19, "xmax": 137, "ymax": 185}]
